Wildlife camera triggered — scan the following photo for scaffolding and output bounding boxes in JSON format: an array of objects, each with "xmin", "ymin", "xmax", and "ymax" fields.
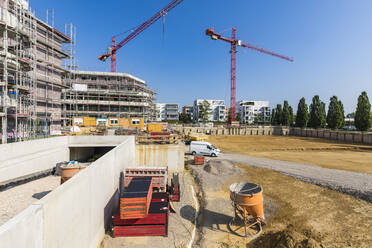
[
  {"xmin": 0, "ymin": 0, "xmax": 37, "ymax": 143},
  {"xmin": 61, "ymin": 71, "xmax": 156, "ymax": 125},
  {"xmin": 0, "ymin": 1, "xmax": 72, "ymax": 143},
  {"xmin": 62, "ymin": 23, "xmax": 76, "ymax": 127}
]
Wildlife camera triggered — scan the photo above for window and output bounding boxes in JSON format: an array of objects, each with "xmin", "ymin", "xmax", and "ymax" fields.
[
  {"xmin": 110, "ymin": 119, "xmax": 118, "ymax": 125},
  {"xmin": 132, "ymin": 119, "xmax": 140, "ymax": 125}
]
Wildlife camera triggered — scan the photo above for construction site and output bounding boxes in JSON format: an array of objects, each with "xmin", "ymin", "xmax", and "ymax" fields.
[{"xmin": 0, "ymin": 0, "xmax": 372, "ymax": 248}]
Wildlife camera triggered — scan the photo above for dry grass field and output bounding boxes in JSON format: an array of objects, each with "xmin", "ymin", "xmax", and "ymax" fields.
[{"xmin": 208, "ymin": 135, "xmax": 372, "ymax": 174}]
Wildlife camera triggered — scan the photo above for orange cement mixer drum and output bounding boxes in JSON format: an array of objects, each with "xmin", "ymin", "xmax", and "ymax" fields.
[{"xmin": 229, "ymin": 182, "xmax": 264, "ymax": 221}]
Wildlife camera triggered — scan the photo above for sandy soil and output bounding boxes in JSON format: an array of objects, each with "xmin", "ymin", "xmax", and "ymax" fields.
[
  {"xmin": 189, "ymin": 159, "xmax": 279, "ymax": 248},
  {"xmin": 208, "ymin": 136, "xmax": 372, "ymax": 174},
  {"xmin": 189, "ymin": 157, "xmax": 372, "ymax": 247},
  {"xmin": 243, "ymin": 165, "xmax": 372, "ymax": 248},
  {"xmin": 0, "ymin": 175, "xmax": 60, "ymax": 226},
  {"xmin": 100, "ymin": 172, "xmax": 196, "ymax": 248}
]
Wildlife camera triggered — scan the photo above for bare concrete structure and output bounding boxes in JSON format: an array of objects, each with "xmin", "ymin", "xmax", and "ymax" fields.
[
  {"xmin": 61, "ymin": 70, "xmax": 156, "ymax": 125},
  {"xmin": 0, "ymin": 0, "xmax": 71, "ymax": 143},
  {"xmin": 0, "ymin": 136, "xmax": 186, "ymax": 247}
]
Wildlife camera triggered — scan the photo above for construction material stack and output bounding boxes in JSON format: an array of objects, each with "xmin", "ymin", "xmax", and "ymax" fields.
[
  {"xmin": 169, "ymin": 173, "xmax": 180, "ymax": 202},
  {"xmin": 120, "ymin": 177, "xmax": 153, "ymax": 219},
  {"xmin": 113, "ymin": 167, "xmax": 171, "ymax": 237}
]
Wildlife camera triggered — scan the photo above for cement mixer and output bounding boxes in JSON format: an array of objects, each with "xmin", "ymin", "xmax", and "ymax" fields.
[{"xmin": 228, "ymin": 182, "xmax": 264, "ymax": 238}]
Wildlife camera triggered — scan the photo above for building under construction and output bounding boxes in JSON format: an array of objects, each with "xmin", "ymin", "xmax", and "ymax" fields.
[
  {"xmin": 61, "ymin": 71, "xmax": 156, "ymax": 126},
  {"xmin": 0, "ymin": 0, "xmax": 71, "ymax": 143}
]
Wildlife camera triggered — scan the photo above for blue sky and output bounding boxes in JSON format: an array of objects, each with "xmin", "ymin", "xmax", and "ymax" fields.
[{"xmin": 31, "ymin": 0, "xmax": 372, "ymax": 114}]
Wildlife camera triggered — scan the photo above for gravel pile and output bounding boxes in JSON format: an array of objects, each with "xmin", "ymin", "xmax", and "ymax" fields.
[{"xmin": 193, "ymin": 159, "xmax": 243, "ymax": 191}]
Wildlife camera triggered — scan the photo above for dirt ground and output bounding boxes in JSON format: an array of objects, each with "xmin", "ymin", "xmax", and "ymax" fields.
[
  {"xmin": 189, "ymin": 159, "xmax": 279, "ymax": 248},
  {"xmin": 243, "ymin": 164, "xmax": 372, "ymax": 248},
  {"xmin": 100, "ymin": 172, "xmax": 196, "ymax": 248},
  {"xmin": 208, "ymin": 136, "xmax": 372, "ymax": 174},
  {"xmin": 189, "ymin": 158, "xmax": 372, "ymax": 248}
]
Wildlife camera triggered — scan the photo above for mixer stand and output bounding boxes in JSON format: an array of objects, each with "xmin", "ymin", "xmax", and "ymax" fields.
[{"xmin": 228, "ymin": 204, "xmax": 262, "ymax": 238}]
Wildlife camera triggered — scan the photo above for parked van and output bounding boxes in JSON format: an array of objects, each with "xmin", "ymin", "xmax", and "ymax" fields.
[{"xmin": 189, "ymin": 141, "xmax": 220, "ymax": 157}]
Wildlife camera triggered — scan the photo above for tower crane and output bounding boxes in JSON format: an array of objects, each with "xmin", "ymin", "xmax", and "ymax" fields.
[
  {"xmin": 205, "ymin": 27, "xmax": 293, "ymax": 123},
  {"xmin": 98, "ymin": 0, "xmax": 185, "ymax": 72}
]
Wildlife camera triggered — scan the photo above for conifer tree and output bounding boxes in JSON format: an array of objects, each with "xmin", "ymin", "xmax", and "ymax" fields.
[
  {"xmin": 355, "ymin": 91, "xmax": 371, "ymax": 131},
  {"xmin": 295, "ymin": 97, "xmax": 309, "ymax": 128}
]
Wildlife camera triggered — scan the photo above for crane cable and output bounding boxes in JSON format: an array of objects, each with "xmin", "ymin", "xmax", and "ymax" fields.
[{"xmin": 162, "ymin": 11, "xmax": 166, "ymax": 45}]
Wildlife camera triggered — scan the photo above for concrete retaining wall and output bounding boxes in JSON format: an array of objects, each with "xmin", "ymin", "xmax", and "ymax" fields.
[
  {"xmin": 0, "ymin": 136, "xmax": 136, "ymax": 248},
  {"xmin": 174, "ymin": 125, "xmax": 372, "ymax": 145},
  {"xmin": 135, "ymin": 143, "xmax": 185, "ymax": 172},
  {"xmin": 0, "ymin": 136, "xmax": 69, "ymax": 183},
  {"xmin": 290, "ymin": 127, "xmax": 372, "ymax": 145}
]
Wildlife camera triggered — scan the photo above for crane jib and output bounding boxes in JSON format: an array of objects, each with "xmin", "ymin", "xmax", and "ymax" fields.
[{"xmin": 99, "ymin": 0, "xmax": 185, "ymax": 72}]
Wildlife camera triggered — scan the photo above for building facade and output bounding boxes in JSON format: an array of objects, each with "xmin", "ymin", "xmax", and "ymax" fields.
[
  {"xmin": 0, "ymin": 0, "xmax": 71, "ymax": 143},
  {"xmin": 193, "ymin": 99, "xmax": 226, "ymax": 122},
  {"xmin": 238, "ymin": 100, "xmax": 270, "ymax": 124},
  {"xmin": 182, "ymin": 105, "xmax": 193, "ymax": 119},
  {"xmin": 155, "ymin": 103, "xmax": 179, "ymax": 121},
  {"xmin": 61, "ymin": 71, "xmax": 156, "ymax": 125}
]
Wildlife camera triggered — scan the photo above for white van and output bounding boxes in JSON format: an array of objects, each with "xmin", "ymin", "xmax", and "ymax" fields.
[{"xmin": 190, "ymin": 141, "xmax": 220, "ymax": 157}]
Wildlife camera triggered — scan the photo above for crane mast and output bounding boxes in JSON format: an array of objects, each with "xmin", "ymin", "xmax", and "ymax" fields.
[
  {"xmin": 98, "ymin": 0, "xmax": 184, "ymax": 72},
  {"xmin": 206, "ymin": 27, "xmax": 293, "ymax": 123}
]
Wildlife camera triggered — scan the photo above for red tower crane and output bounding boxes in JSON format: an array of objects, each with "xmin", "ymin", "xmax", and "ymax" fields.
[
  {"xmin": 98, "ymin": 0, "xmax": 184, "ymax": 72},
  {"xmin": 205, "ymin": 27, "xmax": 293, "ymax": 123}
]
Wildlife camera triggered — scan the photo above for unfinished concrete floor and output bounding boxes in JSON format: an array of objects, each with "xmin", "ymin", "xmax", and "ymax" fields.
[
  {"xmin": 101, "ymin": 172, "xmax": 196, "ymax": 248},
  {"xmin": 0, "ymin": 175, "xmax": 60, "ymax": 226}
]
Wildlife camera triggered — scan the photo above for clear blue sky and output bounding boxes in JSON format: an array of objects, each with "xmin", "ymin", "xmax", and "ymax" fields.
[{"xmin": 31, "ymin": 0, "xmax": 372, "ymax": 114}]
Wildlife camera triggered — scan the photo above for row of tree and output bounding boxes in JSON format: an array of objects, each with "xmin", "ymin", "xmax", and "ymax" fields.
[
  {"xmin": 274, "ymin": 91, "xmax": 371, "ymax": 131},
  {"xmin": 271, "ymin": 101, "xmax": 294, "ymax": 126}
]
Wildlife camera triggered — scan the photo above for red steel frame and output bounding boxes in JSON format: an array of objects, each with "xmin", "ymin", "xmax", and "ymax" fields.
[
  {"xmin": 205, "ymin": 27, "xmax": 293, "ymax": 123},
  {"xmin": 99, "ymin": 0, "xmax": 185, "ymax": 72},
  {"xmin": 230, "ymin": 28, "xmax": 237, "ymax": 122}
]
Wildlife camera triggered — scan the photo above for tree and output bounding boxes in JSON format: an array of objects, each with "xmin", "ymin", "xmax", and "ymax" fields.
[
  {"xmin": 275, "ymin": 104, "xmax": 283, "ymax": 125},
  {"xmin": 326, "ymin": 96, "xmax": 344, "ymax": 129},
  {"xmin": 355, "ymin": 91, "xmax": 371, "ymax": 131},
  {"xmin": 295, "ymin": 97, "xmax": 309, "ymax": 128},
  {"xmin": 282, "ymin": 100, "xmax": 291, "ymax": 126},
  {"xmin": 254, "ymin": 113, "xmax": 264, "ymax": 124},
  {"xmin": 288, "ymin": 106, "xmax": 294, "ymax": 126},
  {"xmin": 271, "ymin": 109, "xmax": 276, "ymax": 125},
  {"xmin": 179, "ymin": 113, "xmax": 192, "ymax": 123},
  {"xmin": 339, "ymin": 100, "xmax": 345, "ymax": 128},
  {"xmin": 198, "ymin": 100, "xmax": 212, "ymax": 123},
  {"xmin": 309, "ymin": 95, "xmax": 326, "ymax": 128},
  {"xmin": 236, "ymin": 112, "xmax": 241, "ymax": 122}
]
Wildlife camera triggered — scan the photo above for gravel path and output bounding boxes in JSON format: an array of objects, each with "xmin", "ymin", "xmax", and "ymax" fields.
[
  {"xmin": 217, "ymin": 152, "xmax": 372, "ymax": 203},
  {"xmin": 0, "ymin": 176, "xmax": 60, "ymax": 226}
]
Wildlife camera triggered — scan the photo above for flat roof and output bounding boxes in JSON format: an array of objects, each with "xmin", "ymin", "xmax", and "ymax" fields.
[{"xmin": 70, "ymin": 70, "xmax": 146, "ymax": 85}]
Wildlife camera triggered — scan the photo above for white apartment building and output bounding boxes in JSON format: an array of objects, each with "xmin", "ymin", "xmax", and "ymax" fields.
[
  {"xmin": 238, "ymin": 101, "xmax": 270, "ymax": 124},
  {"xmin": 193, "ymin": 99, "xmax": 226, "ymax": 122},
  {"xmin": 155, "ymin": 103, "xmax": 179, "ymax": 121}
]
